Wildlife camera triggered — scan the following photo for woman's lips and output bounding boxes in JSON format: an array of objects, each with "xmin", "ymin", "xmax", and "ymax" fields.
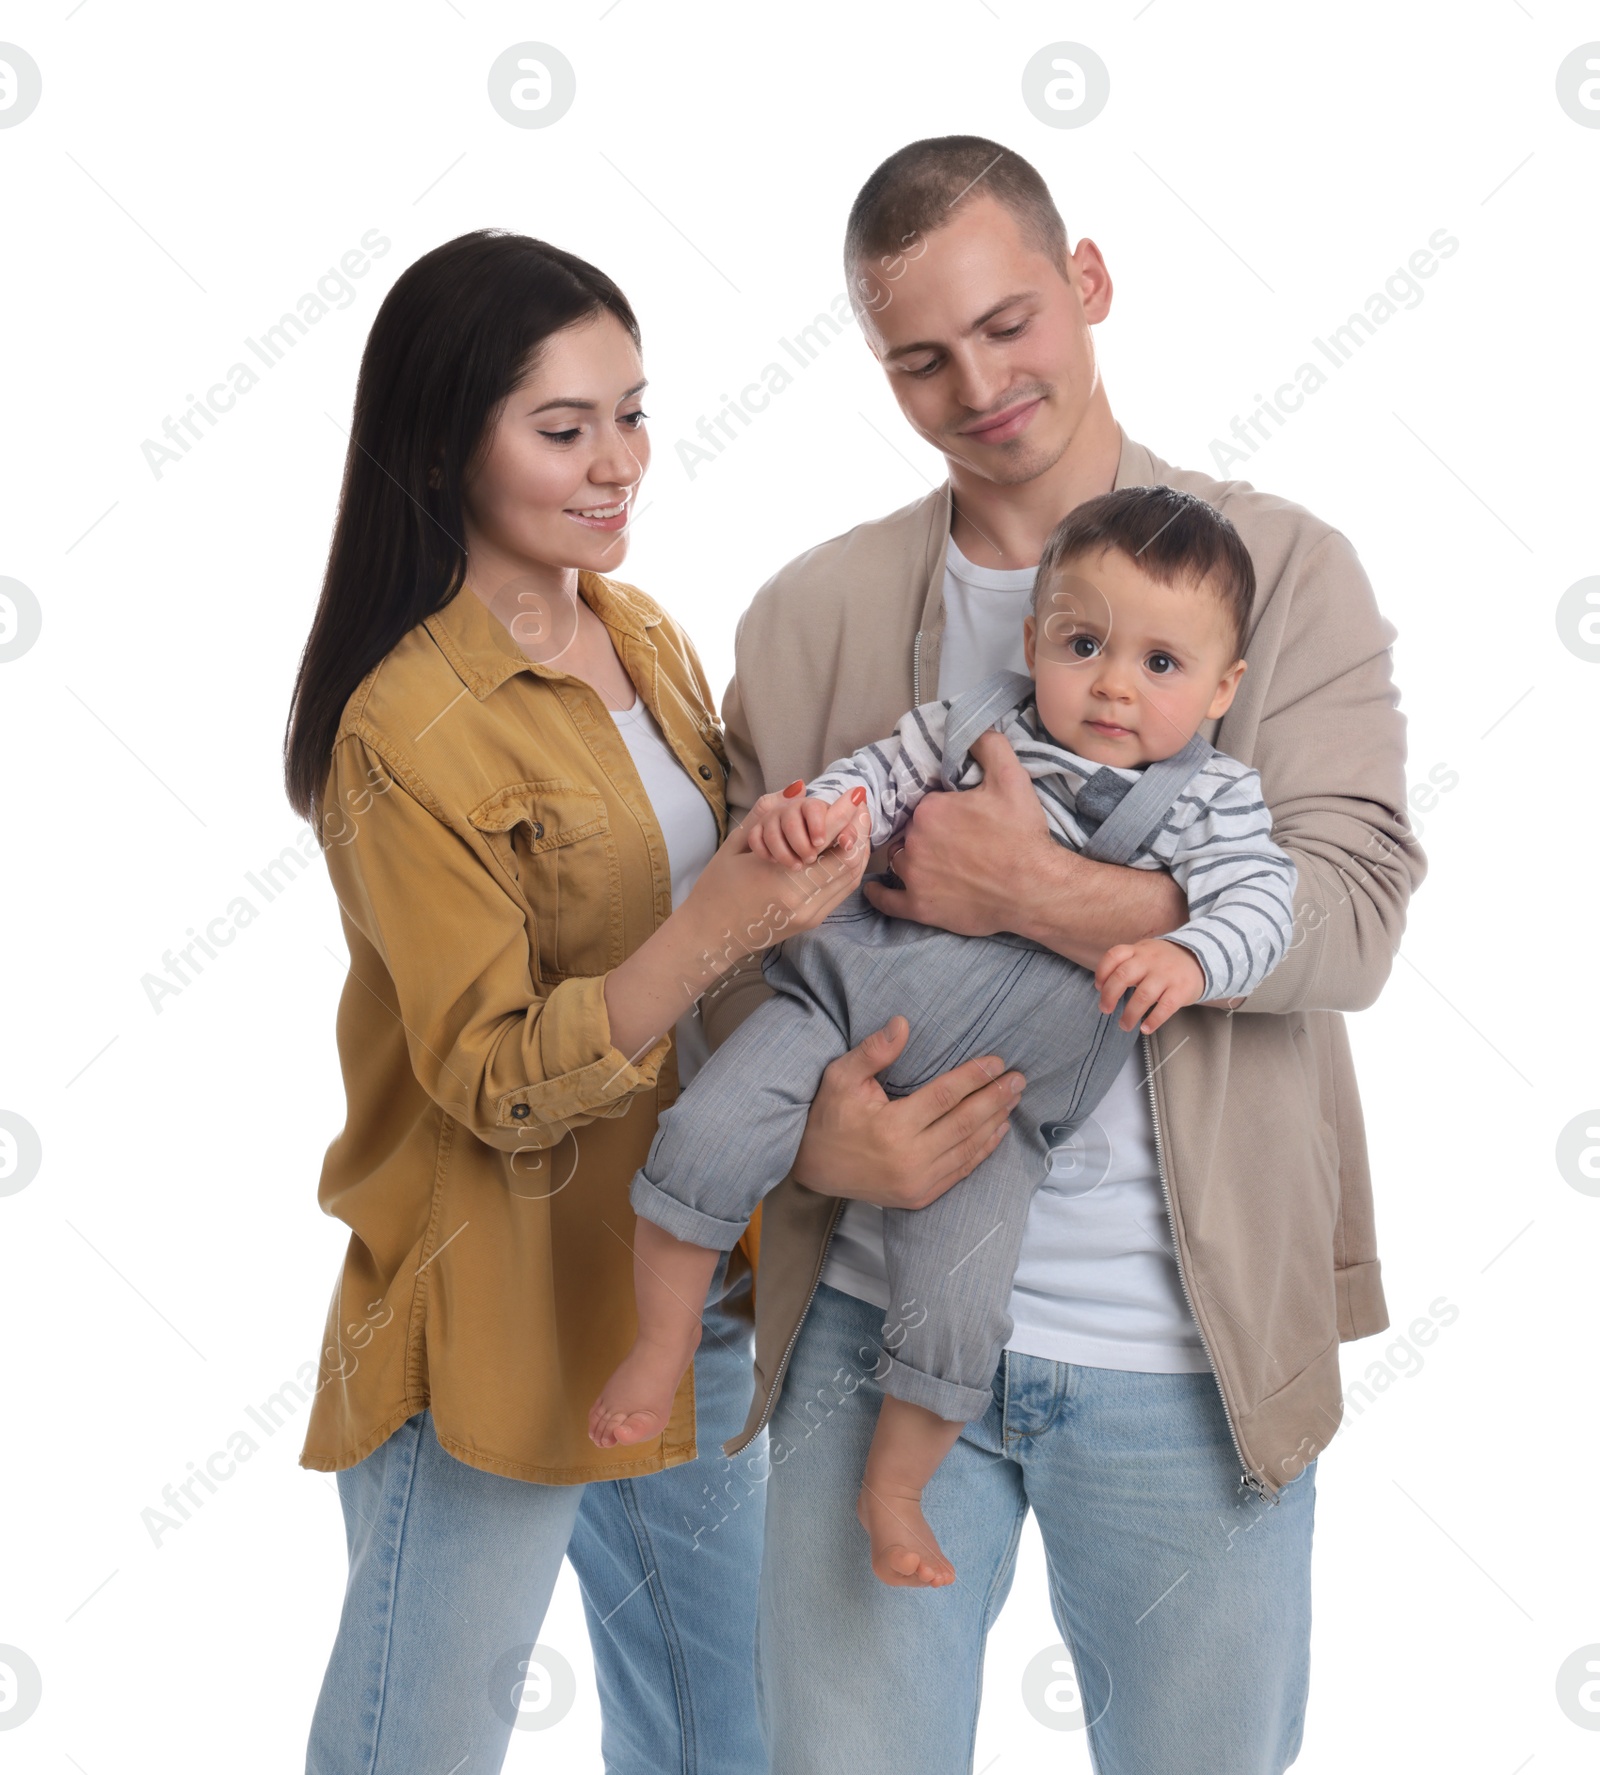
[
  {"xmin": 962, "ymin": 396, "xmax": 1043, "ymax": 446},
  {"xmin": 564, "ymin": 499, "xmax": 630, "ymax": 531}
]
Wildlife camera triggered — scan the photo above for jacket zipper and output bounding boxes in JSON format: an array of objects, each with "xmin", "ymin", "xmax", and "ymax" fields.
[
  {"xmin": 1144, "ymin": 1029, "xmax": 1275, "ymax": 1506},
  {"xmin": 741, "ymin": 1198, "xmax": 846, "ymax": 1447},
  {"xmin": 912, "ymin": 628, "xmax": 923, "ymax": 709}
]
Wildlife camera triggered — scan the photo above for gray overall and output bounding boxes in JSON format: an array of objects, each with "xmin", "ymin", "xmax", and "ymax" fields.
[{"xmin": 632, "ymin": 673, "xmax": 1213, "ymax": 1421}]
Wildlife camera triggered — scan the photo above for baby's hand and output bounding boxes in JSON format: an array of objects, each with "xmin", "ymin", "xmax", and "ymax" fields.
[
  {"xmin": 1095, "ymin": 939, "xmax": 1205, "ymax": 1034},
  {"xmin": 746, "ymin": 781, "xmax": 867, "ymax": 867}
]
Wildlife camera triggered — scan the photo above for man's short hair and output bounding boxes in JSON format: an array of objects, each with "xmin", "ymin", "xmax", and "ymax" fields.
[
  {"xmin": 844, "ymin": 136, "xmax": 1069, "ymax": 302},
  {"xmin": 1035, "ymin": 487, "xmax": 1257, "ymax": 660}
]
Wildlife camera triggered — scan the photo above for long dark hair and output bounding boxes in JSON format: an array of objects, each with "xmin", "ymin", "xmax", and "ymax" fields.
[{"xmin": 283, "ymin": 229, "xmax": 641, "ymax": 822}]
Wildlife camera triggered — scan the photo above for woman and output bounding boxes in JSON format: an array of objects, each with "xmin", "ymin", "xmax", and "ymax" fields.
[{"xmin": 284, "ymin": 229, "xmax": 868, "ymax": 1774}]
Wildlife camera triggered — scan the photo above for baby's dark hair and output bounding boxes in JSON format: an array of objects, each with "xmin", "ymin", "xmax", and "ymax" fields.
[{"xmin": 1035, "ymin": 486, "xmax": 1255, "ymax": 659}]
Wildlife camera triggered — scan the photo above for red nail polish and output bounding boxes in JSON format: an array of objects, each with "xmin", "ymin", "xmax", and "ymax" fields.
[
  {"xmin": 783, "ymin": 780, "xmax": 804, "ymax": 798},
  {"xmin": 850, "ymin": 786, "xmax": 867, "ymax": 804}
]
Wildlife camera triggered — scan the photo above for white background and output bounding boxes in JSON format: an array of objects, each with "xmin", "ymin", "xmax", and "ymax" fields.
[{"xmin": 2, "ymin": 3, "xmax": 1598, "ymax": 1770}]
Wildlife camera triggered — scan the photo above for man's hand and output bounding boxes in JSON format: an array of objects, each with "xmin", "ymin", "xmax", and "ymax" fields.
[
  {"xmin": 792, "ymin": 1016, "xmax": 1025, "ymax": 1210},
  {"xmin": 1095, "ymin": 938, "xmax": 1205, "ymax": 1033},
  {"xmin": 862, "ymin": 726, "xmax": 1188, "ymax": 968},
  {"xmin": 863, "ymin": 729, "xmax": 1050, "ymax": 937}
]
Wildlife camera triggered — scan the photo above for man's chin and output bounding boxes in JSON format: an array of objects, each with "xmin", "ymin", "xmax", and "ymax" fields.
[{"xmin": 951, "ymin": 429, "xmax": 1070, "ymax": 490}]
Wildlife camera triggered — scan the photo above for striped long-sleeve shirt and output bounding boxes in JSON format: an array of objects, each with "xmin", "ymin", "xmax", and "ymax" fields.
[{"xmin": 807, "ymin": 687, "xmax": 1297, "ymax": 1002}]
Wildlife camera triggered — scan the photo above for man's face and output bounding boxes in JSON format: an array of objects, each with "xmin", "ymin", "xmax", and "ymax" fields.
[{"xmin": 855, "ymin": 193, "xmax": 1111, "ymax": 488}]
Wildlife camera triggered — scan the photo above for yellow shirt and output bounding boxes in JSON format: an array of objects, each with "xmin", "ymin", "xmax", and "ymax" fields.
[{"xmin": 298, "ymin": 572, "xmax": 735, "ymax": 1484}]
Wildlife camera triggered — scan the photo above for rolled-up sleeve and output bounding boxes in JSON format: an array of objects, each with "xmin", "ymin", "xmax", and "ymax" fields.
[{"xmin": 322, "ymin": 733, "xmax": 671, "ymax": 1152}]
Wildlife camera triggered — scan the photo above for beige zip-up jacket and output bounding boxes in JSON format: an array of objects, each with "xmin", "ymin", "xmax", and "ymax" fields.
[{"xmin": 705, "ymin": 429, "xmax": 1424, "ymax": 1501}]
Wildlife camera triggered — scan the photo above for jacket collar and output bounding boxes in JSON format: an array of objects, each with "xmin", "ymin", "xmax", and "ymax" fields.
[{"xmin": 424, "ymin": 571, "xmax": 659, "ymax": 701}]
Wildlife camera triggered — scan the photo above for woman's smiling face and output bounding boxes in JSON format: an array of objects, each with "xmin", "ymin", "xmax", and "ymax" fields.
[{"xmin": 462, "ymin": 310, "xmax": 650, "ymax": 580}]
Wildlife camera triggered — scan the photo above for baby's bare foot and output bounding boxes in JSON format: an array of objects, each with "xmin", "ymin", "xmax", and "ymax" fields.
[
  {"xmin": 856, "ymin": 1481, "xmax": 955, "ymax": 1588},
  {"xmin": 589, "ymin": 1338, "xmax": 692, "ymax": 1449}
]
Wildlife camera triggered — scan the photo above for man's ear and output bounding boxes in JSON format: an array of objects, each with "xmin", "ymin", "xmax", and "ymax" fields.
[
  {"xmin": 1071, "ymin": 238, "xmax": 1114, "ymax": 326},
  {"xmin": 1207, "ymin": 658, "xmax": 1247, "ymax": 720},
  {"xmin": 1023, "ymin": 613, "xmax": 1037, "ymax": 673}
]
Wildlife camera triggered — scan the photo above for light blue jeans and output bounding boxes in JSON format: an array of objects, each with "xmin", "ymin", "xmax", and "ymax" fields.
[
  {"xmin": 756, "ymin": 1284, "xmax": 1316, "ymax": 1775},
  {"xmin": 305, "ymin": 1260, "xmax": 766, "ymax": 1774}
]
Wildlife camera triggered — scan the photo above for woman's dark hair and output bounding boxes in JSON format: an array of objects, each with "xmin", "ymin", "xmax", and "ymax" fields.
[{"xmin": 283, "ymin": 229, "xmax": 641, "ymax": 822}]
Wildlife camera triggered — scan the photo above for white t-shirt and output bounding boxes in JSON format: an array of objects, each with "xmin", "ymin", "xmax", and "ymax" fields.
[
  {"xmin": 612, "ymin": 694, "xmax": 720, "ymax": 1087},
  {"xmin": 818, "ymin": 537, "xmax": 1210, "ymax": 1373}
]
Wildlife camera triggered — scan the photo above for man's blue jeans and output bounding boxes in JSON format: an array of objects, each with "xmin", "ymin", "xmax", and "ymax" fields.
[
  {"xmin": 304, "ymin": 1260, "xmax": 765, "ymax": 1774},
  {"xmin": 757, "ymin": 1284, "xmax": 1316, "ymax": 1775}
]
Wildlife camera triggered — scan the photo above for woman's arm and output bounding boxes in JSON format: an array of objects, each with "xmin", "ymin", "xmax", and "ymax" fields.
[
  {"xmin": 324, "ymin": 732, "xmax": 868, "ymax": 1153},
  {"xmin": 603, "ymin": 808, "xmax": 868, "ymax": 1057}
]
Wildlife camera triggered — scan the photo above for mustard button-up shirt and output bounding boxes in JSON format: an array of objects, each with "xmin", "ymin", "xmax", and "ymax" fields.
[{"xmin": 299, "ymin": 573, "xmax": 733, "ymax": 1483}]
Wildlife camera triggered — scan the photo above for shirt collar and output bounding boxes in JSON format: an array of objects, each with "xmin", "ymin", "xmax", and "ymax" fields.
[{"xmin": 424, "ymin": 570, "xmax": 658, "ymax": 700}]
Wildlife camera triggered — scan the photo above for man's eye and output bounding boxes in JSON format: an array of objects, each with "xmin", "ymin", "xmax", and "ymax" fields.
[
  {"xmin": 908, "ymin": 359, "xmax": 940, "ymax": 378},
  {"xmin": 993, "ymin": 321, "xmax": 1027, "ymax": 339},
  {"xmin": 1146, "ymin": 652, "xmax": 1177, "ymax": 675}
]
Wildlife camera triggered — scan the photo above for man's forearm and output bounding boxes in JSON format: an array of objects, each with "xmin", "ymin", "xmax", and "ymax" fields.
[{"xmin": 1012, "ymin": 846, "xmax": 1187, "ymax": 970}]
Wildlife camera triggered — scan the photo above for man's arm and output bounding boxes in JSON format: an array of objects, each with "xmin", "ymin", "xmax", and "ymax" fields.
[
  {"xmin": 1230, "ymin": 530, "xmax": 1422, "ymax": 1014},
  {"xmin": 861, "ymin": 727, "xmax": 1188, "ymax": 969}
]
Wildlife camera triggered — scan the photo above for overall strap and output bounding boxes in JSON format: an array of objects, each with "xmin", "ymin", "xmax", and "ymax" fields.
[
  {"xmin": 938, "ymin": 669, "xmax": 1035, "ymax": 788},
  {"xmin": 1080, "ymin": 735, "xmax": 1215, "ymax": 866}
]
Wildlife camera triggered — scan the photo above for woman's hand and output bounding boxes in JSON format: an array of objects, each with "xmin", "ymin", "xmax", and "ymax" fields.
[
  {"xmin": 602, "ymin": 796, "xmax": 869, "ymax": 1061},
  {"xmin": 746, "ymin": 779, "xmax": 869, "ymax": 867},
  {"xmin": 693, "ymin": 792, "xmax": 870, "ymax": 945}
]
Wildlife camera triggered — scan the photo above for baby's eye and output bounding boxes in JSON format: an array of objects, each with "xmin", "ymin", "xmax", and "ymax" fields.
[
  {"xmin": 1068, "ymin": 634, "xmax": 1101, "ymax": 660},
  {"xmin": 1146, "ymin": 652, "xmax": 1178, "ymax": 675}
]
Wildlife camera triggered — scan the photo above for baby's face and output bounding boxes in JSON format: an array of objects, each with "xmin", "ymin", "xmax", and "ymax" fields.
[{"xmin": 1024, "ymin": 546, "xmax": 1246, "ymax": 766}]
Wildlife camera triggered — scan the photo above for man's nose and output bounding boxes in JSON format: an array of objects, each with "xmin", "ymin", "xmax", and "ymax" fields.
[{"xmin": 949, "ymin": 346, "xmax": 1007, "ymax": 416}]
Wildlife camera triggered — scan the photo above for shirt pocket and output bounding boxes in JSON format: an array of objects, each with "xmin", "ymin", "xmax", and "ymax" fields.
[{"xmin": 469, "ymin": 780, "xmax": 613, "ymax": 983}]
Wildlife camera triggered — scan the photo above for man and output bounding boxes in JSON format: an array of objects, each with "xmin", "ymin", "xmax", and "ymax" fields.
[{"xmin": 704, "ymin": 136, "xmax": 1422, "ymax": 1775}]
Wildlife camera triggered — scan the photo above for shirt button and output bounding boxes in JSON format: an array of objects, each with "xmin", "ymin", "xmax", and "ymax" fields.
[
  {"xmin": 510, "ymin": 1104, "xmax": 530, "ymax": 1120},
  {"xmin": 698, "ymin": 764, "xmax": 713, "ymax": 779},
  {"xmin": 529, "ymin": 821, "xmax": 544, "ymax": 840}
]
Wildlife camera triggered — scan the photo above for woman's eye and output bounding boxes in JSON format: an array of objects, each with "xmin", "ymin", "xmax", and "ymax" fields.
[
  {"xmin": 539, "ymin": 427, "xmax": 581, "ymax": 444},
  {"xmin": 1146, "ymin": 653, "xmax": 1177, "ymax": 675},
  {"xmin": 620, "ymin": 408, "xmax": 648, "ymax": 427}
]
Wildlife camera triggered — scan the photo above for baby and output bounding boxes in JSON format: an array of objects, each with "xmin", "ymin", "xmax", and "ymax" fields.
[{"xmin": 590, "ymin": 485, "xmax": 1297, "ymax": 1588}]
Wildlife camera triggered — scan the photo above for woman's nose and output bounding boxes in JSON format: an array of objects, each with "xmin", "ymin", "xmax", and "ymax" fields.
[{"xmin": 592, "ymin": 429, "xmax": 644, "ymax": 490}]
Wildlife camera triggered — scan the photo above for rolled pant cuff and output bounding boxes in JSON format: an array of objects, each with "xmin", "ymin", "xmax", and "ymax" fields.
[
  {"xmin": 880, "ymin": 1354, "xmax": 992, "ymax": 1423},
  {"xmin": 629, "ymin": 1170, "xmax": 747, "ymax": 1251}
]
